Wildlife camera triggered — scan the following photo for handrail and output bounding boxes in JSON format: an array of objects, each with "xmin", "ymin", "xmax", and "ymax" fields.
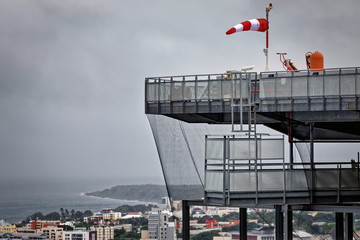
[{"xmin": 145, "ymin": 67, "xmax": 360, "ymax": 103}]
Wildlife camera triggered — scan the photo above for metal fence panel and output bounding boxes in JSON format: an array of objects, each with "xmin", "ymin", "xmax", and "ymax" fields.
[
  {"xmin": 147, "ymin": 83, "xmax": 158, "ymax": 102},
  {"xmin": 206, "ymin": 138, "xmax": 224, "ymax": 160},
  {"xmin": 324, "ymin": 75, "xmax": 340, "ymax": 96},
  {"xmin": 196, "ymin": 81, "xmax": 209, "ymax": 100},
  {"xmin": 230, "ymin": 172, "xmax": 256, "ymax": 191},
  {"xmin": 159, "ymin": 82, "xmax": 171, "ymax": 101},
  {"xmin": 292, "ymin": 76, "xmax": 307, "ymax": 97},
  {"xmin": 209, "ymin": 80, "xmax": 222, "ymax": 100},
  {"xmin": 205, "ymin": 171, "xmax": 223, "ymax": 191},
  {"xmin": 183, "ymin": 81, "xmax": 195, "ymax": 100},
  {"xmin": 171, "ymin": 82, "xmax": 183, "ymax": 101}
]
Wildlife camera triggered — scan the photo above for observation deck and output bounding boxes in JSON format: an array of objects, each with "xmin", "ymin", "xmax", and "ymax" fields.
[
  {"xmin": 146, "ymin": 67, "xmax": 360, "ymax": 141},
  {"xmin": 146, "ymin": 67, "xmax": 360, "ymax": 239}
]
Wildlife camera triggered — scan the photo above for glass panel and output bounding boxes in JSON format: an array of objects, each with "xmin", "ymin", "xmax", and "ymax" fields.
[
  {"xmin": 340, "ymin": 74, "xmax": 355, "ymax": 95},
  {"xmin": 241, "ymin": 80, "xmax": 249, "ymax": 99},
  {"xmin": 324, "ymin": 75, "xmax": 339, "ymax": 96},
  {"xmin": 206, "ymin": 139, "xmax": 223, "ymax": 159},
  {"xmin": 233, "ymin": 79, "xmax": 241, "ymax": 99},
  {"xmin": 275, "ymin": 77, "xmax": 291, "ymax": 98},
  {"xmin": 222, "ymin": 80, "xmax": 232, "ymax": 100},
  {"xmin": 159, "ymin": 82, "xmax": 171, "ymax": 101},
  {"xmin": 196, "ymin": 81, "xmax": 209, "ymax": 100},
  {"xmin": 258, "ymin": 171, "xmax": 284, "ymax": 191},
  {"xmin": 146, "ymin": 83, "xmax": 158, "ymax": 101},
  {"xmin": 230, "ymin": 172, "xmax": 256, "ymax": 191},
  {"xmin": 259, "ymin": 78, "xmax": 276, "ymax": 98},
  {"xmin": 205, "ymin": 171, "xmax": 223, "ymax": 191},
  {"xmin": 292, "ymin": 76, "xmax": 308, "ymax": 97},
  {"xmin": 286, "ymin": 171, "xmax": 309, "ymax": 191},
  {"xmin": 184, "ymin": 82, "xmax": 196, "ymax": 100},
  {"xmin": 315, "ymin": 170, "xmax": 338, "ymax": 189},
  {"xmin": 171, "ymin": 82, "xmax": 183, "ymax": 101},
  {"xmin": 308, "ymin": 76, "xmax": 323, "ymax": 97},
  {"xmin": 341, "ymin": 169, "xmax": 358, "ymax": 188},
  {"xmin": 258, "ymin": 139, "xmax": 284, "ymax": 159},
  {"xmin": 209, "ymin": 80, "xmax": 221, "ymax": 100},
  {"xmin": 229, "ymin": 139, "xmax": 252, "ymax": 160}
]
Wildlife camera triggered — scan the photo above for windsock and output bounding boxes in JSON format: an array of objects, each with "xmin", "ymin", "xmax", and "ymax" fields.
[{"xmin": 226, "ymin": 18, "xmax": 268, "ymax": 35}]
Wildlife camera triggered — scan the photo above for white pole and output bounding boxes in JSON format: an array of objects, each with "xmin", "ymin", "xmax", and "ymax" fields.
[{"xmin": 264, "ymin": 3, "xmax": 272, "ymax": 72}]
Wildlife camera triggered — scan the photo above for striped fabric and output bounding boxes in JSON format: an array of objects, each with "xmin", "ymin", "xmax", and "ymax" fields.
[{"xmin": 226, "ymin": 18, "xmax": 268, "ymax": 35}]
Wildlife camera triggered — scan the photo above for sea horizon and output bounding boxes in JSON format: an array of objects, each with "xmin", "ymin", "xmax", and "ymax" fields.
[{"xmin": 0, "ymin": 178, "xmax": 162, "ymax": 224}]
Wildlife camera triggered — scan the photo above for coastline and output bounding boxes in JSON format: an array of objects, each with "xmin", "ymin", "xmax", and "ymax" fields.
[{"xmin": 80, "ymin": 192, "xmax": 158, "ymax": 205}]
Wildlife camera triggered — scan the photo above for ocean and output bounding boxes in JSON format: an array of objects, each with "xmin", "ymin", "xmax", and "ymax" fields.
[{"xmin": 0, "ymin": 179, "xmax": 154, "ymax": 224}]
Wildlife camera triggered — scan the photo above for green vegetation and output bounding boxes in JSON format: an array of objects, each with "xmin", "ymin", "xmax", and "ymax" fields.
[
  {"xmin": 21, "ymin": 209, "xmax": 93, "ymax": 224},
  {"xmin": 113, "ymin": 228, "xmax": 140, "ymax": 240},
  {"xmin": 85, "ymin": 184, "xmax": 167, "ymax": 203},
  {"xmin": 114, "ymin": 204, "xmax": 155, "ymax": 213},
  {"xmin": 192, "ymin": 230, "xmax": 220, "ymax": 240}
]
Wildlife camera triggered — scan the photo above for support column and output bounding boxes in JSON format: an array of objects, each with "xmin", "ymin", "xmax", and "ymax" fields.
[
  {"xmin": 309, "ymin": 122, "xmax": 315, "ymax": 203},
  {"xmin": 335, "ymin": 212, "xmax": 344, "ymax": 240},
  {"xmin": 284, "ymin": 206, "xmax": 293, "ymax": 240},
  {"xmin": 239, "ymin": 208, "xmax": 247, "ymax": 240},
  {"xmin": 344, "ymin": 212, "xmax": 353, "ymax": 240},
  {"xmin": 275, "ymin": 205, "xmax": 284, "ymax": 240},
  {"xmin": 182, "ymin": 200, "xmax": 190, "ymax": 240},
  {"xmin": 288, "ymin": 117, "xmax": 294, "ymax": 170}
]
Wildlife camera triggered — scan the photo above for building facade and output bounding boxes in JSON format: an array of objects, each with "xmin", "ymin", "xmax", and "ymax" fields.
[
  {"xmin": 148, "ymin": 211, "xmax": 175, "ymax": 240},
  {"xmin": 89, "ymin": 226, "xmax": 113, "ymax": 240}
]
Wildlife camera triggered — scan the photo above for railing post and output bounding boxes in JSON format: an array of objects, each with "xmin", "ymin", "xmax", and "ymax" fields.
[{"xmin": 223, "ymin": 136, "xmax": 227, "ymax": 205}]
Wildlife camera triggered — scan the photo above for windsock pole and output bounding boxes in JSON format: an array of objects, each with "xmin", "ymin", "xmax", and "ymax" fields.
[{"xmin": 264, "ymin": 3, "xmax": 272, "ymax": 72}]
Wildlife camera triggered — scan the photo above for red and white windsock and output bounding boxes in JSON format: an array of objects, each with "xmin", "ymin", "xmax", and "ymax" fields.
[{"xmin": 226, "ymin": 18, "xmax": 268, "ymax": 35}]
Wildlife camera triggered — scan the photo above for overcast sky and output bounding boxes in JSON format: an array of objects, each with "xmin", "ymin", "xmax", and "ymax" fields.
[{"xmin": 0, "ymin": 0, "xmax": 360, "ymax": 185}]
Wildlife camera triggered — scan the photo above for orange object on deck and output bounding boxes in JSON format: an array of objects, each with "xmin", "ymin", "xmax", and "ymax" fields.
[
  {"xmin": 277, "ymin": 53, "xmax": 298, "ymax": 72},
  {"xmin": 305, "ymin": 51, "xmax": 324, "ymax": 71}
]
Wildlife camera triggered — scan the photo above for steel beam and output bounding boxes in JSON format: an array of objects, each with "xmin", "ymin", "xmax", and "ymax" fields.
[
  {"xmin": 336, "ymin": 212, "xmax": 344, "ymax": 240},
  {"xmin": 275, "ymin": 205, "xmax": 284, "ymax": 240},
  {"xmin": 182, "ymin": 200, "xmax": 190, "ymax": 240},
  {"xmin": 284, "ymin": 207, "xmax": 293, "ymax": 240},
  {"xmin": 239, "ymin": 208, "xmax": 247, "ymax": 240},
  {"xmin": 344, "ymin": 212, "xmax": 353, "ymax": 240}
]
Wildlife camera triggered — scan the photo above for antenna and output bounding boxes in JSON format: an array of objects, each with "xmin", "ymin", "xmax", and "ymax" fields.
[{"xmin": 264, "ymin": 3, "xmax": 273, "ymax": 72}]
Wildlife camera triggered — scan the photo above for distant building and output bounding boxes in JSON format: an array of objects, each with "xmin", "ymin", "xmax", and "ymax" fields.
[
  {"xmin": 84, "ymin": 209, "xmax": 121, "ymax": 223},
  {"xmin": 0, "ymin": 220, "xmax": 16, "ymax": 233},
  {"xmin": 63, "ymin": 229, "xmax": 97, "ymax": 240},
  {"xmin": 39, "ymin": 227, "xmax": 63, "ymax": 240},
  {"xmin": 140, "ymin": 230, "xmax": 150, "ymax": 240},
  {"xmin": 100, "ymin": 209, "xmax": 121, "ymax": 221},
  {"xmin": 28, "ymin": 221, "xmax": 60, "ymax": 230},
  {"xmin": 213, "ymin": 237, "xmax": 231, "ymax": 240},
  {"xmin": 148, "ymin": 211, "xmax": 175, "ymax": 240},
  {"xmin": 89, "ymin": 226, "xmax": 114, "ymax": 240}
]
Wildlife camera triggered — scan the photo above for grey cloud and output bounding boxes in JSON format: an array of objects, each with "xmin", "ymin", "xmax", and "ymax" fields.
[{"xmin": 0, "ymin": 0, "xmax": 359, "ymax": 184}]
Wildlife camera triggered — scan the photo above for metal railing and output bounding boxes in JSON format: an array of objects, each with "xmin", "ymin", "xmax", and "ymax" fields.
[
  {"xmin": 204, "ymin": 134, "xmax": 360, "ymax": 204},
  {"xmin": 259, "ymin": 67, "xmax": 360, "ymax": 99},
  {"xmin": 145, "ymin": 72, "xmax": 257, "ymax": 103},
  {"xmin": 145, "ymin": 67, "xmax": 360, "ymax": 103}
]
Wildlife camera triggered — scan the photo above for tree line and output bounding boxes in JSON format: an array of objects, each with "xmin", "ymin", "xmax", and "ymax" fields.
[{"xmin": 22, "ymin": 208, "xmax": 93, "ymax": 224}]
